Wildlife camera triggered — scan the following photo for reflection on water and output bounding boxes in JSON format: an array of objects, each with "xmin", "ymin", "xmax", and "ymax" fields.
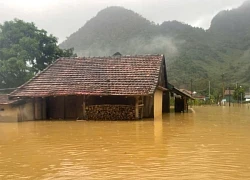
[{"xmin": 0, "ymin": 106, "xmax": 250, "ymax": 179}]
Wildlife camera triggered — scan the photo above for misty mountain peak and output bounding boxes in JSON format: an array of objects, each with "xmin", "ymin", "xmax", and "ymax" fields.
[
  {"xmin": 97, "ymin": 6, "xmax": 128, "ymax": 16},
  {"xmin": 59, "ymin": 6, "xmax": 153, "ymax": 54},
  {"xmin": 94, "ymin": 6, "xmax": 151, "ymax": 24}
]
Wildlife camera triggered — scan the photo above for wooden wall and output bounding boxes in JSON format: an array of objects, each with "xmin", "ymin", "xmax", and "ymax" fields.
[
  {"xmin": 44, "ymin": 94, "xmax": 165, "ymax": 120},
  {"xmin": 163, "ymin": 91, "xmax": 170, "ymax": 113},
  {"xmin": 46, "ymin": 96, "xmax": 64, "ymax": 119},
  {"xmin": 46, "ymin": 96, "xmax": 83, "ymax": 120},
  {"xmin": 175, "ymin": 97, "xmax": 185, "ymax": 113},
  {"xmin": 143, "ymin": 96, "xmax": 154, "ymax": 118}
]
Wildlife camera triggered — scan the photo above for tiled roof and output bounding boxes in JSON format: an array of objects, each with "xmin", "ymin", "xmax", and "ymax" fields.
[
  {"xmin": 180, "ymin": 89, "xmax": 192, "ymax": 95},
  {"xmin": 10, "ymin": 55, "xmax": 165, "ymax": 97},
  {"xmin": 0, "ymin": 94, "xmax": 19, "ymax": 105}
]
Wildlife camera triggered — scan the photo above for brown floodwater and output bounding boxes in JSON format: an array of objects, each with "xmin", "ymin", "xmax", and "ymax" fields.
[{"xmin": 1, "ymin": 105, "xmax": 250, "ymax": 179}]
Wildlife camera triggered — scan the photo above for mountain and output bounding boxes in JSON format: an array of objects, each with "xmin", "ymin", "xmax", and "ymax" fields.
[
  {"xmin": 208, "ymin": 0, "xmax": 250, "ymax": 87},
  {"xmin": 60, "ymin": 2, "xmax": 250, "ymax": 95},
  {"xmin": 60, "ymin": 7, "xmax": 157, "ymax": 56},
  {"xmin": 209, "ymin": 0, "xmax": 250, "ymax": 50}
]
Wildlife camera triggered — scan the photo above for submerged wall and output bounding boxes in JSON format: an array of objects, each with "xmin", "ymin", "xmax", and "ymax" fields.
[
  {"xmin": 0, "ymin": 100, "xmax": 35, "ymax": 122},
  {"xmin": 18, "ymin": 100, "xmax": 34, "ymax": 121},
  {"xmin": 0, "ymin": 105, "xmax": 18, "ymax": 122},
  {"xmin": 46, "ymin": 96, "xmax": 84, "ymax": 120}
]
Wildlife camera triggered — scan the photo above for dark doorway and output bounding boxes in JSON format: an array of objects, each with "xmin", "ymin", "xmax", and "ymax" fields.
[{"xmin": 175, "ymin": 97, "xmax": 184, "ymax": 113}]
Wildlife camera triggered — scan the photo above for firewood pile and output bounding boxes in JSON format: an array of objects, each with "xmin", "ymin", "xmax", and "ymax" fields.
[{"xmin": 86, "ymin": 105, "xmax": 135, "ymax": 120}]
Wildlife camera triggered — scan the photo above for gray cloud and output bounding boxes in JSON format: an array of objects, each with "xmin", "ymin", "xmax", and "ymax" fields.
[{"xmin": 0, "ymin": 0, "xmax": 246, "ymax": 42}]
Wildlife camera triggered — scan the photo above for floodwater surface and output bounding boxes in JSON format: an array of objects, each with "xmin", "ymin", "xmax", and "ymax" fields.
[{"xmin": 0, "ymin": 106, "xmax": 250, "ymax": 179}]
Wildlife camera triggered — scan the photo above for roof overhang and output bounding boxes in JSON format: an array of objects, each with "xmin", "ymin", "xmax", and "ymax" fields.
[
  {"xmin": 157, "ymin": 86, "xmax": 168, "ymax": 91},
  {"xmin": 167, "ymin": 83, "xmax": 195, "ymax": 100},
  {"xmin": 0, "ymin": 95, "xmax": 26, "ymax": 105}
]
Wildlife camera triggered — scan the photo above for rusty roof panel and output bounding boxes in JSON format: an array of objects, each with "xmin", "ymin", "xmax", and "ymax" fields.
[{"xmin": 10, "ymin": 55, "xmax": 164, "ymax": 97}]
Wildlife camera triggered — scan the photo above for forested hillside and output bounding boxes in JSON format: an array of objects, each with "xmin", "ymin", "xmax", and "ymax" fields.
[{"xmin": 60, "ymin": 1, "xmax": 250, "ymax": 96}]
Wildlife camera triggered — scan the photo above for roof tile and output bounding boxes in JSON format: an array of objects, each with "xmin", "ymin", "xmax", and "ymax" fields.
[
  {"xmin": 10, "ymin": 55, "xmax": 164, "ymax": 97},
  {"xmin": 0, "ymin": 94, "xmax": 19, "ymax": 105}
]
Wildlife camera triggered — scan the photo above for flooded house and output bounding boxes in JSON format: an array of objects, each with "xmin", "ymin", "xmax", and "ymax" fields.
[
  {"xmin": 168, "ymin": 86, "xmax": 194, "ymax": 113},
  {"xmin": 8, "ymin": 55, "xmax": 170, "ymax": 120},
  {"xmin": 7, "ymin": 54, "xmax": 193, "ymax": 121},
  {"xmin": 224, "ymin": 89, "xmax": 235, "ymax": 103}
]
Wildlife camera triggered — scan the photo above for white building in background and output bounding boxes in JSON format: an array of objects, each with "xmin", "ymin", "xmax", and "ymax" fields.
[{"xmin": 245, "ymin": 94, "xmax": 250, "ymax": 102}]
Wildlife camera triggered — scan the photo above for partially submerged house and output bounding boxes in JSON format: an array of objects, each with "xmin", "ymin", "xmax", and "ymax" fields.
[
  {"xmin": 9, "ymin": 55, "xmax": 170, "ymax": 120},
  {"xmin": 8, "ymin": 54, "xmax": 193, "ymax": 121},
  {"xmin": 224, "ymin": 89, "xmax": 235, "ymax": 103},
  {"xmin": 167, "ymin": 86, "xmax": 194, "ymax": 112}
]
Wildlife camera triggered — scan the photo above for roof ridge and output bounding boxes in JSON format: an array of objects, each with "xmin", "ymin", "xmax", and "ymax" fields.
[{"xmin": 58, "ymin": 54, "xmax": 163, "ymax": 59}]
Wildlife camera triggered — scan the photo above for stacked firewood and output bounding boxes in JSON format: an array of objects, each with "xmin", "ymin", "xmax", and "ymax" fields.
[{"xmin": 86, "ymin": 105, "xmax": 135, "ymax": 120}]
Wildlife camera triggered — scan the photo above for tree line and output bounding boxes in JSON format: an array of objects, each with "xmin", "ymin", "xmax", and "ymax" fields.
[{"xmin": 0, "ymin": 19, "xmax": 75, "ymax": 90}]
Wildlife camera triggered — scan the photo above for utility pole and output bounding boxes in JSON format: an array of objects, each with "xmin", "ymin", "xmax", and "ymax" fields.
[
  {"xmin": 190, "ymin": 79, "xmax": 193, "ymax": 107},
  {"xmin": 222, "ymin": 73, "xmax": 225, "ymax": 99},
  {"xmin": 208, "ymin": 80, "xmax": 211, "ymax": 99},
  {"xmin": 191, "ymin": 79, "xmax": 193, "ymax": 97},
  {"xmin": 236, "ymin": 82, "xmax": 239, "ymax": 103},
  {"xmin": 240, "ymin": 86, "xmax": 243, "ymax": 104}
]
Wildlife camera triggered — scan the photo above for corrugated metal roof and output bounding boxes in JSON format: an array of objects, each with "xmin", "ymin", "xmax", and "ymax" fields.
[{"xmin": 10, "ymin": 55, "xmax": 165, "ymax": 97}]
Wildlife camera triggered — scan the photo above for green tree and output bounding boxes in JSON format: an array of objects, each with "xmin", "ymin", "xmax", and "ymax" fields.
[
  {"xmin": 233, "ymin": 86, "xmax": 245, "ymax": 103},
  {"xmin": 0, "ymin": 19, "xmax": 76, "ymax": 89}
]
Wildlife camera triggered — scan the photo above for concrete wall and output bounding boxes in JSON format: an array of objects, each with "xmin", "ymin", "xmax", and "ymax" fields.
[
  {"xmin": 0, "ymin": 100, "xmax": 35, "ymax": 122},
  {"xmin": 0, "ymin": 105, "xmax": 19, "ymax": 122},
  {"xmin": 154, "ymin": 89, "xmax": 163, "ymax": 118}
]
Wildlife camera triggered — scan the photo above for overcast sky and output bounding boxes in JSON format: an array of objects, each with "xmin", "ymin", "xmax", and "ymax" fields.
[{"xmin": 0, "ymin": 0, "xmax": 246, "ymax": 43}]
